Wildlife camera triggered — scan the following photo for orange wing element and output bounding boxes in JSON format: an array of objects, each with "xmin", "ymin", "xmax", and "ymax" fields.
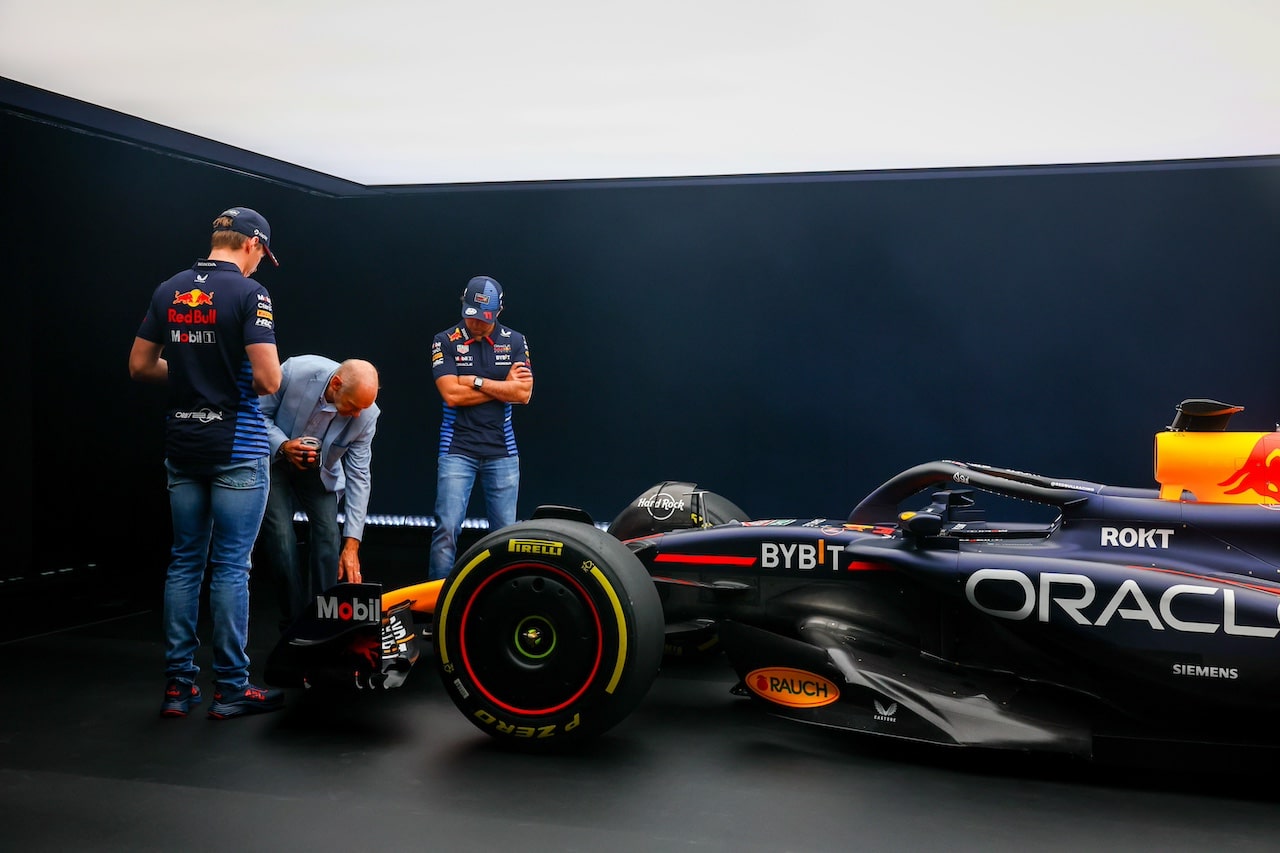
[
  {"xmin": 381, "ymin": 579, "xmax": 444, "ymax": 619},
  {"xmin": 1154, "ymin": 431, "xmax": 1280, "ymax": 505}
]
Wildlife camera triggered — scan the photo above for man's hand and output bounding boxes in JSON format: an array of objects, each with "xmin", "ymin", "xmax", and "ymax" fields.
[
  {"xmin": 338, "ymin": 538, "xmax": 362, "ymax": 583},
  {"xmin": 278, "ymin": 437, "xmax": 320, "ymax": 470},
  {"xmin": 506, "ymin": 361, "xmax": 533, "ymax": 403},
  {"xmin": 507, "ymin": 361, "xmax": 532, "ymax": 384}
]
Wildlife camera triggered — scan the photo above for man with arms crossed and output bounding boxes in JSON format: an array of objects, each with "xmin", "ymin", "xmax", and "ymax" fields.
[{"xmin": 428, "ymin": 276, "xmax": 533, "ymax": 580}]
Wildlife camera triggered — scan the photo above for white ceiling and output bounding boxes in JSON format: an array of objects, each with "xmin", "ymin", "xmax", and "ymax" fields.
[{"xmin": 3, "ymin": 0, "xmax": 1277, "ymax": 186}]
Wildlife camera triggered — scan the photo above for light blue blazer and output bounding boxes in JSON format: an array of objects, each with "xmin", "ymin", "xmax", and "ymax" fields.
[{"xmin": 259, "ymin": 354, "xmax": 380, "ymax": 541}]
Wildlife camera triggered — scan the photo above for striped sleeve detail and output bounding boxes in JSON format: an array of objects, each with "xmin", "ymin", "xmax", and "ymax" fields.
[
  {"xmin": 438, "ymin": 405, "xmax": 457, "ymax": 455},
  {"xmin": 503, "ymin": 403, "xmax": 518, "ymax": 455},
  {"xmin": 230, "ymin": 357, "xmax": 271, "ymax": 460}
]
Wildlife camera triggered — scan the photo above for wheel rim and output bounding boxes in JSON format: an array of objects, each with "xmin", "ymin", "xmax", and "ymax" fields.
[
  {"xmin": 457, "ymin": 562, "xmax": 604, "ymax": 715},
  {"xmin": 513, "ymin": 614, "xmax": 556, "ymax": 660}
]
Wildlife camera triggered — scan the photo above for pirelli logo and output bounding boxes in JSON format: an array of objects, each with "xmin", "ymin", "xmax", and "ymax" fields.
[{"xmin": 508, "ymin": 538, "xmax": 564, "ymax": 556}]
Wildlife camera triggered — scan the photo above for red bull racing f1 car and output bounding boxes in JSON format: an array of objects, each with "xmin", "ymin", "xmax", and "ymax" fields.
[{"xmin": 266, "ymin": 399, "xmax": 1280, "ymax": 757}]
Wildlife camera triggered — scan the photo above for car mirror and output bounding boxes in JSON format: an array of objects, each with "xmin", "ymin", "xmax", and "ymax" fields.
[{"xmin": 900, "ymin": 511, "xmax": 944, "ymax": 537}]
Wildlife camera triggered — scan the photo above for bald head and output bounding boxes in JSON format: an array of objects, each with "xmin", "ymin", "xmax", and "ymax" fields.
[{"xmin": 330, "ymin": 359, "xmax": 379, "ymax": 416}]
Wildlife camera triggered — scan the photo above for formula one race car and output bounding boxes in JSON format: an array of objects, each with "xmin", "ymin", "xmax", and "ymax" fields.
[{"xmin": 265, "ymin": 399, "xmax": 1279, "ymax": 757}]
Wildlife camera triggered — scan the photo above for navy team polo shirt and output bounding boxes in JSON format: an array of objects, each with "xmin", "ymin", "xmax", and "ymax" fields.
[
  {"xmin": 430, "ymin": 322, "xmax": 531, "ymax": 459},
  {"xmin": 136, "ymin": 259, "xmax": 277, "ymax": 463}
]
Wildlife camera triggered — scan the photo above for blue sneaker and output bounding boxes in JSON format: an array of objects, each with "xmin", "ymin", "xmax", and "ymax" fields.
[
  {"xmin": 207, "ymin": 683, "xmax": 284, "ymax": 719},
  {"xmin": 160, "ymin": 679, "xmax": 202, "ymax": 718}
]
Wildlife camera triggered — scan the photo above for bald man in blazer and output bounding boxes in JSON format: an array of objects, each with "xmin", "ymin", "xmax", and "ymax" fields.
[{"xmin": 257, "ymin": 355, "xmax": 380, "ymax": 630}]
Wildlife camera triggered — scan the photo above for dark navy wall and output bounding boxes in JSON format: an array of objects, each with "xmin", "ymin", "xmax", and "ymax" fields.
[
  {"xmin": 11, "ymin": 108, "xmax": 1278, "ymax": 591},
  {"xmin": 301, "ymin": 164, "xmax": 1280, "ymax": 523}
]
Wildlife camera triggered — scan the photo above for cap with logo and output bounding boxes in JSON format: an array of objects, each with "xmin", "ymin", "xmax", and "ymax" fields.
[
  {"xmin": 461, "ymin": 275, "xmax": 503, "ymax": 322},
  {"xmin": 215, "ymin": 207, "xmax": 279, "ymax": 267}
]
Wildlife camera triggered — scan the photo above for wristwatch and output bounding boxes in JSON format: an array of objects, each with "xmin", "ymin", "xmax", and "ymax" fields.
[{"xmin": 472, "ymin": 376, "xmax": 485, "ymax": 390}]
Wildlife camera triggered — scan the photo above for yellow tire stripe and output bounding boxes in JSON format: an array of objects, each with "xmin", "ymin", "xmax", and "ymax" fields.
[
  {"xmin": 436, "ymin": 549, "xmax": 491, "ymax": 667},
  {"xmin": 590, "ymin": 565, "xmax": 628, "ymax": 694},
  {"xmin": 438, "ymin": 547, "xmax": 630, "ymax": 697}
]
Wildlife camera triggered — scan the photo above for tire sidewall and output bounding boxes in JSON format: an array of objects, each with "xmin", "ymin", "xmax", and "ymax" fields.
[{"xmin": 433, "ymin": 518, "xmax": 663, "ymax": 745}]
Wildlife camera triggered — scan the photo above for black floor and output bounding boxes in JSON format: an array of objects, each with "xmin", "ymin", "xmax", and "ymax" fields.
[{"xmin": 4, "ymin": 540, "xmax": 1280, "ymax": 852}]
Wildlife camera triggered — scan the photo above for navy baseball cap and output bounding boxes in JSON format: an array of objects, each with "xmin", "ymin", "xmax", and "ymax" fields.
[
  {"xmin": 461, "ymin": 276, "xmax": 503, "ymax": 322},
  {"xmin": 215, "ymin": 207, "xmax": 279, "ymax": 267}
]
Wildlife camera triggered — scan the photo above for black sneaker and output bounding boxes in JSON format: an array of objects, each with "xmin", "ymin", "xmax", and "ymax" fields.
[
  {"xmin": 160, "ymin": 679, "xmax": 202, "ymax": 718},
  {"xmin": 207, "ymin": 683, "xmax": 284, "ymax": 719}
]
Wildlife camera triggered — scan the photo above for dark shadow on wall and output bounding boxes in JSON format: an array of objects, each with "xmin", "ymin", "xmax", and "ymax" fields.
[{"xmin": 9, "ymin": 105, "xmax": 1279, "ymax": 604}]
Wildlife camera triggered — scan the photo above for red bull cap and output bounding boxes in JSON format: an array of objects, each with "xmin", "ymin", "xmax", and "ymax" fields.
[
  {"xmin": 461, "ymin": 276, "xmax": 503, "ymax": 322},
  {"xmin": 215, "ymin": 207, "xmax": 279, "ymax": 267}
]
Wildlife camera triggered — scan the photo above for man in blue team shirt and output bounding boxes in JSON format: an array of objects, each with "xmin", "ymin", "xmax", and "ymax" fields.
[
  {"xmin": 428, "ymin": 276, "xmax": 533, "ymax": 580},
  {"xmin": 129, "ymin": 206, "xmax": 286, "ymax": 720}
]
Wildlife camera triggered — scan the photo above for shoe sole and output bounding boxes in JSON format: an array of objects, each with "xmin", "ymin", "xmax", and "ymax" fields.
[
  {"xmin": 160, "ymin": 689, "xmax": 202, "ymax": 718},
  {"xmin": 207, "ymin": 700, "xmax": 284, "ymax": 720}
]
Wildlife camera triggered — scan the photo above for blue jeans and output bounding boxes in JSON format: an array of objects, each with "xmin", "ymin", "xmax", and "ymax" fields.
[
  {"xmin": 163, "ymin": 456, "xmax": 270, "ymax": 690},
  {"xmin": 428, "ymin": 454, "xmax": 519, "ymax": 580},
  {"xmin": 257, "ymin": 459, "xmax": 340, "ymax": 631}
]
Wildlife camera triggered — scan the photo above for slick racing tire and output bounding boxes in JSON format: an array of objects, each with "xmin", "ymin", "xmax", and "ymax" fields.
[{"xmin": 433, "ymin": 518, "xmax": 665, "ymax": 749}]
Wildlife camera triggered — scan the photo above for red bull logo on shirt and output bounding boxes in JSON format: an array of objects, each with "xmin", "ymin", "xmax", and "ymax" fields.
[
  {"xmin": 168, "ymin": 307, "xmax": 216, "ymax": 324},
  {"xmin": 173, "ymin": 289, "xmax": 214, "ymax": 307},
  {"xmin": 170, "ymin": 290, "xmax": 216, "ymax": 324}
]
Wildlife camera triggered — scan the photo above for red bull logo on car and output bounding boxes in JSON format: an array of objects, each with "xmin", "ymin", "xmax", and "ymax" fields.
[
  {"xmin": 1219, "ymin": 433, "xmax": 1280, "ymax": 506},
  {"xmin": 1154, "ymin": 430, "xmax": 1280, "ymax": 506}
]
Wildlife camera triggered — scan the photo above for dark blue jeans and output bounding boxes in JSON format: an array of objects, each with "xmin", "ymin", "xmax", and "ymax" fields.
[
  {"xmin": 428, "ymin": 454, "xmax": 519, "ymax": 580},
  {"xmin": 163, "ymin": 456, "xmax": 269, "ymax": 690},
  {"xmin": 257, "ymin": 458, "xmax": 341, "ymax": 630}
]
